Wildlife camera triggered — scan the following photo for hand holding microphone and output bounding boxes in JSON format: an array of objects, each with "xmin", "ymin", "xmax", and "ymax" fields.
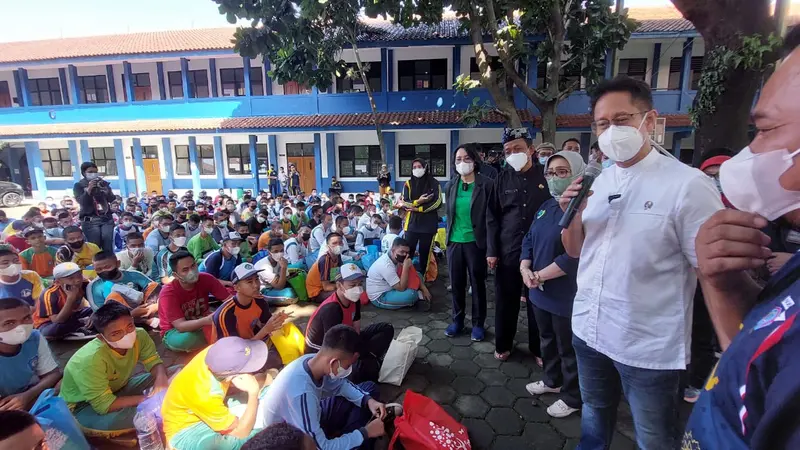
[{"xmin": 558, "ymin": 160, "xmax": 603, "ymax": 228}]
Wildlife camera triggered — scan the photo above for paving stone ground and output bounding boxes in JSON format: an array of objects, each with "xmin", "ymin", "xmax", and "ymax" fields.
[{"xmin": 50, "ymin": 259, "xmax": 693, "ymax": 449}]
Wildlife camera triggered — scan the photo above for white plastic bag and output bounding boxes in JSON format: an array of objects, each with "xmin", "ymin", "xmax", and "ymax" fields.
[{"xmin": 378, "ymin": 326, "xmax": 423, "ymax": 386}]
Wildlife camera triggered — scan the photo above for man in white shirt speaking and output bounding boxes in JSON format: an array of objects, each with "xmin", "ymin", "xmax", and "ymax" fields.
[{"xmin": 559, "ymin": 77, "xmax": 723, "ymax": 450}]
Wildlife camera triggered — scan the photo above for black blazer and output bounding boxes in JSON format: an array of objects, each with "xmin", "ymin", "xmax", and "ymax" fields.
[{"xmin": 445, "ymin": 173, "xmax": 492, "ymax": 250}]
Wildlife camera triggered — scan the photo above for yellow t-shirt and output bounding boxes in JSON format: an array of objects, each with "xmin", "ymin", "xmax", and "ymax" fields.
[{"xmin": 161, "ymin": 348, "xmax": 236, "ymax": 442}]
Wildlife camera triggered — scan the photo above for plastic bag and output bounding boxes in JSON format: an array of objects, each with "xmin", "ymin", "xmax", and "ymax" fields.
[
  {"xmin": 29, "ymin": 388, "xmax": 91, "ymax": 450},
  {"xmin": 389, "ymin": 390, "xmax": 471, "ymax": 450},
  {"xmin": 378, "ymin": 326, "xmax": 423, "ymax": 386},
  {"xmin": 270, "ymin": 322, "xmax": 306, "ymax": 364},
  {"xmin": 361, "ymin": 252, "xmax": 380, "ymax": 272},
  {"xmin": 287, "ymin": 270, "xmax": 309, "ymax": 302}
]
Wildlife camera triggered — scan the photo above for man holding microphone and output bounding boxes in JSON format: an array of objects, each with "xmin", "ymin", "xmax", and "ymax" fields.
[{"xmin": 559, "ymin": 77, "xmax": 723, "ymax": 449}]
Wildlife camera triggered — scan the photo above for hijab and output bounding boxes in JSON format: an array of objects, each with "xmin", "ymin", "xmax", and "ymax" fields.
[{"xmin": 408, "ymin": 158, "xmax": 437, "ymax": 201}]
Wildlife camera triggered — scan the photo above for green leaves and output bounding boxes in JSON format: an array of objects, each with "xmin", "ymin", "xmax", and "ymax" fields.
[{"xmin": 453, "ymin": 73, "xmax": 482, "ymax": 95}]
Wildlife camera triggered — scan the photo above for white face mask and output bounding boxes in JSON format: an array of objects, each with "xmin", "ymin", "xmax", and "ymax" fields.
[
  {"xmin": 412, "ymin": 168, "xmax": 426, "ymax": 178},
  {"xmin": 160, "ymin": 225, "xmax": 171, "ymax": 233},
  {"xmin": 456, "ymin": 162, "xmax": 474, "ymax": 176},
  {"xmin": 720, "ymin": 147, "xmax": 800, "ymax": 220},
  {"xmin": 0, "ymin": 323, "xmax": 33, "ymax": 345},
  {"xmin": 257, "ymin": 216, "xmax": 267, "ymax": 224},
  {"xmin": 228, "ymin": 245, "xmax": 241, "ymax": 256},
  {"xmin": 106, "ymin": 330, "xmax": 137, "ymax": 349},
  {"xmin": 85, "ymin": 172, "xmax": 99, "ymax": 181},
  {"xmin": 0, "ymin": 264, "xmax": 21, "ymax": 277},
  {"xmin": 122, "ymin": 221, "xmax": 133, "ymax": 228},
  {"xmin": 129, "ymin": 247, "xmax": 144, "ymax": 255},
  {"xmin": 330, "ymin": 245, "xmax": 343, "ymax": 256},
  {"xmin": 271, "ymin": 251, "xmax": 284, "ymax": 261},
  {"xmin": 341, "ymin": 226, "xmax": 351, "ymax": 235},
  {"xmin": 172, "ymin": 236, "xmax": 187, "ymax": 247},
  {"xmin": 597, "ymin": 115, "xmax": 647, "ymax": 162},
  {"xmin": 505, "ymin": 152, "xmax": 529, "ymax": 171},
  {"xmin": 203, "ymin": 226, "xmax": 215, "ymax": 234},
  {"xmin": 343, "ymin": 286, "xmax": 363, "ymax": 302},
  {"xmin": 330, "ymin": 360, "xmax": 353, "ymax": 380}
]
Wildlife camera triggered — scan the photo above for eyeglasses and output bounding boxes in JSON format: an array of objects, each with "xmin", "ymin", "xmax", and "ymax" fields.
[
  {"xmin": 544, "ymin": 168, "xmax": 572, "ymax": 179},
  {"xmin": 591, "ymin": 110, "xmax": 650, "ymax": 134}
]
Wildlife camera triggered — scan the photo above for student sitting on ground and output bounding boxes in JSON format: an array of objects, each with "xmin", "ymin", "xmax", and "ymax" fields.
[
  {"xmin": 366, "ymin": 238, "xmax": 431, "ymax": 310},
  {"xmin": 161, "ymin": 336, "xmax": 270, "ymax": 450},
  {"xmin": 355, "ymin": 214, "xmax": 385, "ymax": 252},
  {"xmin": 306, "ymin": 232, "xmax": 344, "ymax": 303},
  {"xmin": 309, "ymin": 212, "xmax": 333, "ymax": 252},
  {"xmin": 199, "ymin": 232, "xmax": 243, "ymax": 287},
  {"xmin": 257, "ymin": 220, "xmax": 286, "ymax": 251},
  {"xmin": 88, "ymin": 251, "xmax": 157, "ymax": 308},
  {"xmin": 187, "ymin": 216, "xmax": 221, "ymax": 263},
  {"xmin": 20, "ymin": 227, "xmax": 58, "ymax": 280},
  {"xmin": 381, "ymin": 215, "xmax": 403, "ymax": 253},
  {"xmin": 34, "ymin": 262, "xmax": 94, "ymax": 340},
  {"xmin": 212, "ymin": 263, "xmax": 289, "ymax": 370},
  {"xmin": 211, "ymin": 211, "xmax": 234, "ymax": 243},
  {"xmin": 284, "ymin": 226, "xmax": 311, "ymax": 269},
  {"xmin": 158, "ymin": 250, "xmax": 231, "ymax": 352},
  {"xmin": 59, "ymin": 302, "xmax": 171, "ymax": 433},
  {"xmin": 279, "ymin": 207, "xmax": 297, "ymax": 236},
  {"xmin": 253, "ymin": 238, "xmax": 298, "ymax": 306},
  {"xmin": 260, "ymin": 325, "xmax": 394, "ymax": 449},
  {"xmin": 56, "ymin": 226, "xmax": 101, "ymax": 274},
  {"xmin": 0, "ymin": 410, "xmax": 48, "ymax": 449},
  {"xmin": 0, "ymin": 297, "xmax": 62, "ymax": 411},
  {"xmin": 0, "ymin": 247, "xmax": 45, "ymax": 306},
  {"xmin": 156, "ymin": 223, "xmax": 187, "ymax": 284},
  {"xmin": 234, "ymin": 222, "xmax": 255, "ymax": 262},
  {"xmin": 242, "ymin": 422, "xmax": 316, "ymax": 450},
  {"xmin": 113, "ymin": 212, "xmax": 140, "ymax": 252},
  {"xmin": 116, "ymin": 231, "xmax": 157, "ymax": 280},
  {"xmin": 145, "ymin": 212, "xmax": 174, "ymax": 255},
  {"xmin": 304, "ymin": 264, "xmax": 393, "ymax": 383}
]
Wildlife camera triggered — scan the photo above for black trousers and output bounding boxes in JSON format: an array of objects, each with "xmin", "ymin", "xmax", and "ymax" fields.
[
  {"xmin": 533, "ymin": 305, "xmax": 581, "ymax": 408},
  {"xmin": 447, "ymin": 242, "xmax": 487, "ymax": 328},
  {"xmin": 404, "ymin": 230, "xmax": 435, "ymax": 278},
  {"xmin": 686, "ymin": 284, "xmax": 717, "ymax": 389},
  {"xmin": 83, "ymin": 216, "xmax": 115, "ymax": 253},
  {"xmin": 494, "ymin": 261, "xmax": 540, "ymax": 356},
  {"xmin": 350, "ymin": 322, "xmax": 395, "ymax": 384}
]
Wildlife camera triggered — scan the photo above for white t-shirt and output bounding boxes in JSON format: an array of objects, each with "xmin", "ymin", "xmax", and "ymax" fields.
[
  {"xmin": 381, "ymin": 233, "xmax": 401, "ymax": 253},
  {"xmin": 366, "ymin": 253, "xmax": 401, "ymax": 301},
  {"xmin": 254, "ymin": 257, "xmax": 280, "ymax": 287}
]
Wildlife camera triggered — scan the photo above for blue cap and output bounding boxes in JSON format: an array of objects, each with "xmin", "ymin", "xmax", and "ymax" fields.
[{"xmin": 205, "ymin": 337, "xmax": 268, "ymax": 376}]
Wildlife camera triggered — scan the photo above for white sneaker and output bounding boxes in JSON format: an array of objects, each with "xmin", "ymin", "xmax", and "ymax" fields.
[
  {"xmin": 525, "ymin": 380, "xmax": 561, "ymax": 395},
  {"xmin": 547, "ymin": 399, "xmax": 579, "ymax": 418}
]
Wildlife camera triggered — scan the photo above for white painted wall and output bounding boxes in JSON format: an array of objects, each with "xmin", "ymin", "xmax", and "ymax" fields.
[
  {"xmin": 393, "ymin": 46, "xmax": 453, "ymax": 92},
  {"xmin": 275, "ymin": 132, "xmax": 315, "ymax": 170},
  {"xmin": 459, "ymin": 128, "xmax": 503, "ymax": 145}
]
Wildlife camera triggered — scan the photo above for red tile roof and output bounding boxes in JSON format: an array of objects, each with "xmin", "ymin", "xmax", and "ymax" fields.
[{"xmin": 0, "ymin": 111, "xmax": 691, "ymax": 138}]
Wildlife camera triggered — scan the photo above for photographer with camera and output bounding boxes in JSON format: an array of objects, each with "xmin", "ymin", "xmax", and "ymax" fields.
[{"xmin": 74, "ymin": 162, "xmax": 116, "ymax": 253}]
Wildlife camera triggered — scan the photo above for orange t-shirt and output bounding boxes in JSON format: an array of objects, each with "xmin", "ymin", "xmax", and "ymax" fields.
[
  {"xmin": 34, "ymin": 281, "xmax": 88, "ymax": 328},
  {"xmin": 306, "ymin": 253, "xmax": 341, "ymax": 299},
  {"xmin": 210, "ymin": 295, "xmax": 272, "ymax": 343},
  {"xmin": 257, "ymin": 231, "xmax": 287, "ymax": 251},
  {"xmin": 142, "ymin": 226, "xmax": 154, "ymax": 240}
]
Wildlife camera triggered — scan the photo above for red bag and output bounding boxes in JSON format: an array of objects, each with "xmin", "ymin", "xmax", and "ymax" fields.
[{"xmin": 389, "ymin": 390, "xmax": 471, "ymax": 450}]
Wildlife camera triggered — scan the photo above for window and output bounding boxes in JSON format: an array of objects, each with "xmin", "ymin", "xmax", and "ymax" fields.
[
  {"xmin": 0, "ymin": 81, "xmax": 10, "ymax": 108},
  {"xmin": 226, "ymin": 144, "xmax": 251, "ymax": 175},
  {"xmin": 286, "ymin": 143, "xmax": 315, "ymax": 157},
  {"xmin": 282, "ymin": 81, "xmax": 311, "ymax": 95},
  {"xmin": 398, "ymin": 59, "xmax": 447, "ymax": 91},
  {"xmin": 398, "ymin": 144, "xmax": 446, "ymax": 177},
  {"xmin": 339, "ymin": 145, "xmax": 382, "ymax": 177},
  {"xmin": 250, "ymin": 68, "xmax": 264, "ymax": 96},
  {"xmin": 121, "ymin": 73, "xmax": 152, "ymax": 101},
  {"xmin": 174, "ymin": 144, "xmax": 215, "ymax": 175},
  {"xmin": 537, "ymin": 61, "xmax": 581, "ymax": 90},
  {"xmin": 27, "ymin": 78, "xmax": 62, "ymax": 106},
  {"xmin": 40, "ymin": 148, "xmax": 71, "ymax": 177},
  {"xmin": 142, "ymin": 146, "xmax": 158, "ymax": 159},
  {"xmin": 257, "ymin": 143, "xmax": 268, "ymax": 174},
  {"xmin": 668, "ymin": 56, "xmax": 703, "ymax": 90},
  {"xmin": 219, "ymin": 68, "xmax": 263, "ymax": 97},
  {"xmin": 336, "ymin": 63, "xmax": 381, "ymax": 93},
  {"xmin": 619, "ymin": 58, "xmax": 647, "ymax": 82},
  {"xmin": 469, "ymin": 57, "xmax": 501, "ymax": 80},
  {"xmin": 167, "ymin": 70, "xmax": 210, "ymax": 99},
  {"xmin": 78, "ymin": 75, "xmax": 108, "ymax": 104},
  {"xmin": 91, "ymin": 147, "xmax": 117, "ymax": 176}
]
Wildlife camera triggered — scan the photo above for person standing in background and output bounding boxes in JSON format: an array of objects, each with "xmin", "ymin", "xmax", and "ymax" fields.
[
  {"xmin": 561, "ymin": 138, "xmax": 581, "ymax": 153},
  {"xmin": 278, "ymin": 167, "xmax": 287, "ymax": 194},
  {"xmin": 377, "ymin": 164, "xmax": 392, "ymax": 197},
  {"xmin": 445, "ymin": 143, "xmax": 491, "ymax": 342},
  {"xmin": 289, "ymin": 165, "xmax": 301, "ymax": 195},
  {"xmin": 535, "ymin": 143, "xmax": 556, "ymax": 166},
  {"xmin": 400, "ymin": 158, "xmax": 442, "ymax": 280},
  {"xmin": 73, "ymin": 162, "xmax": 116, "ymax": 253},
  {"xmin": 487, "ymin": 127, "xmax": 551, "ymax": 363},
  {"xmin": 267, "ymin": 164, "xmax": 279, "ymax": 197}
]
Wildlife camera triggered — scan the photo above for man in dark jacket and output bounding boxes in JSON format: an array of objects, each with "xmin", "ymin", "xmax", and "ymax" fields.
[
  {"xmin": 73, "ymin": 162, "xmax": 116, "ymax": 252},
  {"xmin": 486, "ymin": 128, "xmax": 551, "ymax": 362}
]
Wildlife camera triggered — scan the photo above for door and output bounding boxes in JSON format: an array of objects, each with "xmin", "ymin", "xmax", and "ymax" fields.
[
  {"xmin": 0, "ymin": 81, "xmax": 11, "ymax": 108},
  {"xmin": 287, "ymin": 156, "xmax": 315, "ymax": 194},
  {"xmin": 142, "ymin": 159, "xmax": 162, "ymax": 194}
]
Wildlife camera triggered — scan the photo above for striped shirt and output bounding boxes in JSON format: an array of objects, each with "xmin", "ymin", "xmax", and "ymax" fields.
[{"xmin": 211, "ymin": 295, "xmax": 272, "ymax": 343}]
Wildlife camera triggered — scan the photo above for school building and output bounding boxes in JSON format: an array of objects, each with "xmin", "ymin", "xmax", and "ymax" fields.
[{"xmin": 0, "ymin": 6, "xmax": 711, "ymax": 199}]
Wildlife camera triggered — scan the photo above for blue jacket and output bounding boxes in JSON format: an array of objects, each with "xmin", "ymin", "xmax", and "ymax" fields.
[
  {"xmin": 520, "ymin": 198, "xmax": 578, "ymax": 317},
  {"xmin": 199, "ymin": 249, "xmax": 242, "ymax": 281}
]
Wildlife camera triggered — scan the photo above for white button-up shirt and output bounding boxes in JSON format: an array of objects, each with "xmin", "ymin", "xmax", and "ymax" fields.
[{"xmin": 572, "ymin": 150, "xmax": 724, "ymax": 370}]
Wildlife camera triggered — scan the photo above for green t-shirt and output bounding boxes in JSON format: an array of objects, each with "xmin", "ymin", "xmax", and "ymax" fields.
[
  {"xmin": 450, "ymin": 180, "xmax": 475, "ymax": 243},
  {"xmin": 59, "ymin": 328, "xmax": 162, "ymax": 414},
  {"xmin": 187, "ymin": 233, "xmax": 220, "ymax": 263}
]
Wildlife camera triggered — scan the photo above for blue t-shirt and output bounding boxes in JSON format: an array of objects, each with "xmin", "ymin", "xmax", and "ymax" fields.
[
  {"xmin": 0, "ymin": 330, "xmax": 58, "ymax": 397},
  {"xmin": 199, "ymin": 250, "xmax": 241, "ymax": 282},
  {"xmin": 88, "ymin": 269, "xmax": 155, "ymax": 310},
  {"xmin": 684, "ymin": 252, "xmax": 800, "ymax": 450},
  {"xmin": 0, "ymin": 271, "xmax": 44, "ymax": 306}
]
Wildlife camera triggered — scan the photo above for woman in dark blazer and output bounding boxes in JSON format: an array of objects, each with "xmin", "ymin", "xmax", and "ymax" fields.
[{"xmin": 444, "ymin": 143, "xmax": 492, "ymax": 342}]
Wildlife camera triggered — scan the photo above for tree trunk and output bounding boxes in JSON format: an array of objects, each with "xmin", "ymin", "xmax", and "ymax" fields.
[
  {"xmin": 469, "ymin": 6, "xmax": 522, "ymax": 128},
  {"xmin": 539, "ymin": 102, "xmax": 558, "ymax": 144},
  {"xmin": 670, "ymin": 0, "xmax": 774, "ymax": 166},
  {"xmin": 349, "ymin": 35, "xmax": 387, "ymax": 162}
]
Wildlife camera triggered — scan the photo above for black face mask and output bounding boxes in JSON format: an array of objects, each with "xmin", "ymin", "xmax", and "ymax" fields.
[
  {"xmin": 239, "ymin": 232, "xmax": 250, "ymax": 239},
  {"xmin": 68, "ymin": 240, "xmax": 84, "ymax": 250},
  {"xmin": 394, "ymin": 254, "xmax": 407, "ymax": 263},
  {"xmin": 97, "ymin": 268, "xmax": 120, "ymax": 281},
  {"xmin": 249, "ymin": 205, "xmax": 256, "ymax": 210},
  {"xmin": 302, "ymin": 233, "xmax": 311, "ymax": 241}
]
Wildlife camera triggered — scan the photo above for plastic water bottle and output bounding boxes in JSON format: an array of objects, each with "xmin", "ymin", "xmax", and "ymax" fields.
[{"xmin": 133, "ymin": 411, "xmax": 164, "ymax": 450}]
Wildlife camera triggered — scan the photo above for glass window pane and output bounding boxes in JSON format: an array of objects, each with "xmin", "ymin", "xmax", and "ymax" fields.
[
  {"xmin": 176, "ymin": 158, "xmax": 190, "ymax": 175},
  {"xmin": 201, "ymin": 158, "xmax": 215, "ymax": 175}
]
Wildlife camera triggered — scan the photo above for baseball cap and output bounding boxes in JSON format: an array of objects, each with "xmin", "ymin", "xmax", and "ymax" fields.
[
  {"xmin": 231, "ymin": 262, "xmax": 262, "ymax": 284},
  {"xmin": 700, "ymin": 155, "xmax": 731, "ymax": 171},
  {"xmin": 205, "ymin": 337, "xmax": 268, "ymax": 376},
  {"xmin": 53, "ymin": 262, "xmax": 82, "ymax": 279},
  {"xmin": 337, "ymin": 263, "xmax": 365, "ymax": 281},
  {"xmin": 22, "ymin": 226, "xmax": 43, "ymax": 238},
  {"xmin": 225, "ymin": 231, "xmax": 242, "ymax": 242}
]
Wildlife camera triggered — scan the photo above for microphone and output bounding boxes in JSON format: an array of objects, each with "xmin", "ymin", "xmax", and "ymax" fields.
[{"xmin": 558, "ymin": 160, "xmax": 603, "ymax": 228}]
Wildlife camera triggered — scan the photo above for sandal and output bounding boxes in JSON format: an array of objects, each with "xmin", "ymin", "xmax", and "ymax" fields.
[{"xmin": 494, "ymin": 350, "xmax": 511, "ymax": 361}]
